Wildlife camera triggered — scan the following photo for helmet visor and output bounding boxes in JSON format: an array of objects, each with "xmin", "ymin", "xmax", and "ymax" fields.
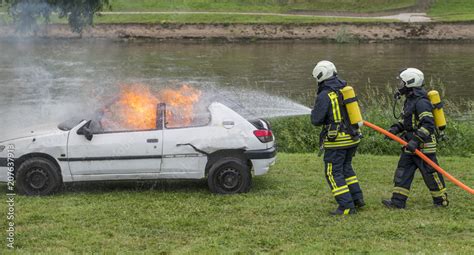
[{"xmin": 397, "ymin": 76, "xmax": 406, "ymax": 89}]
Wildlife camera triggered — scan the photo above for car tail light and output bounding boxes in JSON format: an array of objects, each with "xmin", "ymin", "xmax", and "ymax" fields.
[{"xmin": 254, "ymin": 130, "xmax": 274, "ymax": 143}]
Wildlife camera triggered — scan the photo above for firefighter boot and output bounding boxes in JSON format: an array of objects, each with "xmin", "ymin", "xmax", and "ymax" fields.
[
  {"xmin": 434, "ymin": 193, "xmax": 449, "ymax": 208},
  {"xmin": 354, "ymin": 199, "xmax": 366, "ymax": 209},
  {"xmin": 330, "ymin": 207, "xmax": 357, "ymax": 215},
  {"xmin": 382, "ymin": 199, "xmax": 405, "ymax": 209}
]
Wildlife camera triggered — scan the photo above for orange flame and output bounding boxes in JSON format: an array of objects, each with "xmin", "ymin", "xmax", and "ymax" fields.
[
  {"xmin": 101, "ymin": 84, "xmax": 202, "ymax": 130},
  {"xmin": 161, "ymin": 85, "xmax": 202, "ymax": 128}
]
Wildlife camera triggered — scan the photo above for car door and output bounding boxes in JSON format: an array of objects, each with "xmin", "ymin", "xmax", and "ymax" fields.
[
  {"xmin": 160, "ymin": 104, "xmax": 210, "ymax": 178},
  {"xmin": 65, "ymin": 122, "xmax": 163, "ymax": 178},
  {"xmin": 161, "ymin": 126, "xmax": 209, "ymax": 179}
]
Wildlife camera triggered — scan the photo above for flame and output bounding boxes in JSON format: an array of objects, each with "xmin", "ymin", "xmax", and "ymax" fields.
[
  {"xmin": 101, "ymin": 84, "xmax": 202, "ymax": 130},
  {"xmin": 116, "ymin": 84, "xmax": 159, "ymax": 130},
  {"xmin": 161, "ymin": 85, "xmax": 202, "ymax": 128}
]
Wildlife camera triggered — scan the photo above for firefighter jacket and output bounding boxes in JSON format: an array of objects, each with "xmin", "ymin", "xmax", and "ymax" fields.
[
  {"xmin": 397, "ymin": 87, "xmax": 438, "ymax": 154},
  {"xmin": 311, "ymin": 76, "xmax": 360, "ymax": 149}
]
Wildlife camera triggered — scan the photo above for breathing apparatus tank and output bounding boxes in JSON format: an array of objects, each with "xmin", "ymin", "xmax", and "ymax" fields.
[
  {"xmin": 341, "ymin": 86, "xmax": 363, "ymax": 127},
  {"xmin": 428, "ymin": 90, "xmax": 447, "ymax": 131}
]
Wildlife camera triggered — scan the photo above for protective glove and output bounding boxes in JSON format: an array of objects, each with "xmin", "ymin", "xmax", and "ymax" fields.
[
  {"xmin": 389, "ymin": 123, "xmax": 403, "ymax": 134},
  {"xmin": 405, "ymin": 139, "xmax": 419, "ymax": 153},
  {"xmin": 385, "ymin": 123, "xmax": 403, "ymax": 140}
]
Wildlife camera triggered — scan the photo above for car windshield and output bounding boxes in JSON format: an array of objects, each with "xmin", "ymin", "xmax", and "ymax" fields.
[{"xmin": 58, "ymin": 117, "xmax": 85, "ymax": 131}]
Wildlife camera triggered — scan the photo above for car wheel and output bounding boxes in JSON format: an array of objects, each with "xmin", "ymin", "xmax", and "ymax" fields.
[
  {"xmin": 208, "ymin": 157, "xmax": 251, "ymax": 194},
  {"xmin": 16, "ymin": 158, "xmax": 62, "ymax": 196}
]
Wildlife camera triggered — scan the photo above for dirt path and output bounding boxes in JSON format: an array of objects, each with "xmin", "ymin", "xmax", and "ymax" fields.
[
  {"xmin": 288, "ymin": 0, "xmax": 433, "ymax": 16},
  {"xmin": 97, "ymin": 0, "xmax": 434, "ymax": 23},
  {"xmin": 98, "ymin": 11, "xmax": 431, "ymax": 23},
  {"xmin": 0, "ymin": 10, "xmax": 433, "ymax": 23}
]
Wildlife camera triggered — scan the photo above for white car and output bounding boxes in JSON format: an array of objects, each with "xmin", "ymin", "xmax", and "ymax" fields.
[{"xmin": 0, "ymin": 102, "xmax": 276, "ymax": 195}]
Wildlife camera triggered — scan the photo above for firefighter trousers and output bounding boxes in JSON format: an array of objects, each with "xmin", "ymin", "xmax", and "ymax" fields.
[
  {"xmin": 323, "ymin": 147, "xmax": 363, "ymax": 209},
  {"xmin": 391, "ymin": 153, "xmax": 448, "ymax": 207}
]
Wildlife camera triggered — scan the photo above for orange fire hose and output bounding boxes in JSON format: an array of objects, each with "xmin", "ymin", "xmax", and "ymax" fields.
[{"xmin": 363, "ymin": 121, "xmax": 474, "ymax": 195}]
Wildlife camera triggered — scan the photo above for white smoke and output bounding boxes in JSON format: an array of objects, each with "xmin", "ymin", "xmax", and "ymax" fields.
[{"xmin": 0, "ymin": 53, "xmax": 99, "ymax": 132}]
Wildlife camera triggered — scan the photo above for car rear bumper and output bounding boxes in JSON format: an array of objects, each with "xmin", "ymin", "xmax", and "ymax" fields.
[
  {"xmin": 250, "ymin": 157, "xmax": 276, "ymax": 176},
  {"xmin": 244, "ymin": 147, "xmax": 276, "ymax": 160},
  {"xmin": 245, "ymin": 147, "xmax": 277, "ymax": 176}
]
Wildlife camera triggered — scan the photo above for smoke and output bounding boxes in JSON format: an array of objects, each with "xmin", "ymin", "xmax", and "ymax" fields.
[
  {"xmin": 0, "ymin": 65, "xmax": 91, "ymax": 133},
  {"xmin": 0, "ymin": 42, "xmax": 100, "ymax": 134}
]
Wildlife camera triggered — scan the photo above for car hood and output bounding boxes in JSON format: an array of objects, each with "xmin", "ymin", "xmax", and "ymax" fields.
[{"xmin": 0, "ymin": 123, "xmax": 63, "ymax": 143}]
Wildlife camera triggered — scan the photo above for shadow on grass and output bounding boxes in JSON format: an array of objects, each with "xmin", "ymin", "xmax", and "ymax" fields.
[
  {"xmin": 65, "ymin": 176, "xmax": 273, "ymax": 195},
  {"xmin": 0, "ymin": 176, "xmax": 272, "ymax": 196},
  {"xmin": 62, "ymin": 179, "xmax": 210, "ymax": 194}
]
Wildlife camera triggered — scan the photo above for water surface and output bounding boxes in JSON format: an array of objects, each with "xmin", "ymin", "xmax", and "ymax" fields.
[{"xmin": 0, "ymin": 40, "xmax": 473, "ymax": 129}]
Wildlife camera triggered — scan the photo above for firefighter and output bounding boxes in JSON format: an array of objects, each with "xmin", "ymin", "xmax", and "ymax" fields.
[
  {"xmin": 311, "ymin": 60, "xmax": 365, "ymax": 215},
  {"xmin": 383, "ymin": 68, "xmax": 449, "ymax": 209}
]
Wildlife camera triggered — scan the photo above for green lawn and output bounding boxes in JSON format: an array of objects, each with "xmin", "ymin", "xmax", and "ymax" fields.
[
  {"xmin": 92, "ymin": 13, "xmax": 390, "ymax": 24},
  {"xmin": 1, "ymin": 153, "xmax": 473, "ymax": 253},
  {"xmin": 429, "ymin": 0, "xmax": 474, "ymax": 21},
  {"xmin": 109, "ymin": 0, "xmax": 417, "ymax": 13},
  {"xmin": 0, "ymin": 0, "xmax": 411, "ymax": 25}
]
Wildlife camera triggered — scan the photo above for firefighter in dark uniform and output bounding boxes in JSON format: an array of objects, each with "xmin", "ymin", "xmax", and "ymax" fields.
[
  {"xmin": 383, "ymin": 68, "xmax": 449, "ymax": 209},
  {"xmin": 311, "ymin": 60, "xmax": 365, "ymax": 215}
]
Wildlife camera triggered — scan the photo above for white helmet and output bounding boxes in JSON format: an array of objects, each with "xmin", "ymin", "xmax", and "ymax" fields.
[
  {"xmin": 312, "ymin": 60, "xmax": 337, "ymax": 83},
  {"xmin": 398, "ymin": 68, "xmax": 424, "ymax": 88}
]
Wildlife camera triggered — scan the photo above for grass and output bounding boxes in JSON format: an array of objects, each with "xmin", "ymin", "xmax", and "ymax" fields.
[
  {"xmin": 109, "ymin": 0, "xmax": 417, "ymax": 13},
  {"xmin": 91, "ymin": 13, "xmax": 390, "ymax": 24},
  {"xmin": 429, "ymin": 0, "xmax": 474, "ymax": 21},
  {"xmin": 5, "ymin": 0, "xmax": 474, "ymax": 24},
  {"xmin": 0, "ymin": 0, "xmax": 414, "ymax": 26},
  {"xmin": 0, "ymin": 153, "xmax": 472, "ymax": 253}
]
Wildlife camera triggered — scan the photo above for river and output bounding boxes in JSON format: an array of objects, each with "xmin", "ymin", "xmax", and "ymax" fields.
[{"xmin": 0, "ymin": 40, "xmax": 473, "ymax": 128}]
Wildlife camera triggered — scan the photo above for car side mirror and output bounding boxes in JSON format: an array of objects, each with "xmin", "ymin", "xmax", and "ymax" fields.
[
  {"xmin": 83, "ymin": 127, "xmax": 94, "ymax": 141},
  {"xmin": 77, "ymin": 121, "xmax": 94, "ymax": 141}
]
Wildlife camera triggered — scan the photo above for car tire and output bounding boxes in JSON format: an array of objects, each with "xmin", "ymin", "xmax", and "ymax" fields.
[
  {"xmin": 16, "ymin": 157, "xmax": 62, "ymax": 196},
  {"xmin": 208, "ymin": 157, "xmax": 251, "ymax": 194}
]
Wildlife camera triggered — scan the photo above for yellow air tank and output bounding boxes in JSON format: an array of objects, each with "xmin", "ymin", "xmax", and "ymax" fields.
[
  {"xmin": 341, "ymin": 86, "xmax": 363, "ymax": 126},
  {"xmin": 428, "ymin": 90, "xmax": 447, "ymax": 130}
]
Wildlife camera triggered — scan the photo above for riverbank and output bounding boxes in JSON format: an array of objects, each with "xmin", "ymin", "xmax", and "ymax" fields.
[{"xmin": 1, "ymin": 22, "xmax": 474, "ymax": 41}]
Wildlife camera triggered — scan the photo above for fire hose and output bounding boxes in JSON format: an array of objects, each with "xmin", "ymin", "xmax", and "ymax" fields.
[{"xmin": 363, "ymin": 121, "xmax": 474, "ymax": 195}]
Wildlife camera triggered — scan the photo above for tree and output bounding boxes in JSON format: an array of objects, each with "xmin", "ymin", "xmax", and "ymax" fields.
[{"xmin": 6, "ymin": 0, "xmax": 110, "ymax": 34}]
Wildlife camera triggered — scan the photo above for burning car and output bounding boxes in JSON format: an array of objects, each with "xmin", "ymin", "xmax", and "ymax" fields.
[{"xmin": 0, "ymin": 85, "xmax": 276, "ymax": 195}]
